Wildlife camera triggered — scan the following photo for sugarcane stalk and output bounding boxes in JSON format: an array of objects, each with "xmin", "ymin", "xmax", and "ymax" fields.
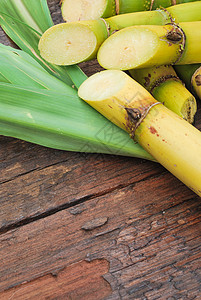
[
  {"xmin": 39, "ymin": 2, "xmax": 201, "ymax": 66},
  {"xmin": 129, "ymin": 65, "xmax": 197, "ymax": 123},
  {"xmin": 61, "ymin": 0, "xmax": 199, "ymax": 21},
  {"xmin": 97, "ymin": 22, "xmax": 201, "ymax": 70},
  {"xmin": 174, "ymin": 64, "xmax": 201, "ymax": 100},
  {"xmin": 107, "ymin": 1, "xmax": 201, "ymax": 32},
  {"xmin": 38, "ymin": 19, "xmax": 108, "ymax": 65},
  {"xmin": 78, "ymin": 70, "xmax": 201, "ymax": 196}
]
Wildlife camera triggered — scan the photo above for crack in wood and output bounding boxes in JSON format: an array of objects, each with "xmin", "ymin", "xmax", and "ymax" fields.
[{"xmin": 0, "ymin": 172, "xmax": 168, "ymax": 235}]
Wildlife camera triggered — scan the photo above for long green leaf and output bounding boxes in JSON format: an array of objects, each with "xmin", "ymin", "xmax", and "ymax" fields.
[
  {"xmin": 0, "ymin": 83, "xmax": 153, "ymax": 160},
  {"xmin": 0, "ymin": 0, "xmax": 87, "ymax": 88},
  {"xmin": 0, "ymin": 43, "xmax": 76, "ymax": 93}
]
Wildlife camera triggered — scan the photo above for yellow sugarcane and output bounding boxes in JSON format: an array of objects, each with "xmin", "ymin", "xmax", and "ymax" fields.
[{"xmin": 78, "ymin": 70, "xmax": 201, "ymax": 196}]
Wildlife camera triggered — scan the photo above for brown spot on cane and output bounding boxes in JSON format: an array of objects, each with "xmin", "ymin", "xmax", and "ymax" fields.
[
  {"xmin": 149, "ymin": 126, "xmax": 158, "ymax": 135},
  {"xmin": 144, "ymin": 76, "xmax": 150, "ymax": 87}
]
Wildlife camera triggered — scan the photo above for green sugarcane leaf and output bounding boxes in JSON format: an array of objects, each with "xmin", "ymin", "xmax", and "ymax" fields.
[
  {"xmin": 0, "ymin": 82, "xmax": 153, "ymax": 160},
  {"xmin": 0, "ymin": 43, "xmax": 76, "ymax": 93},
  {"xmin": 0, "ymin": 0, "xmax": 87, "ymax": 88}
]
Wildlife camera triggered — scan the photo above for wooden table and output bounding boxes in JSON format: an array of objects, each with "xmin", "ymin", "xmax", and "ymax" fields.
[{"xmin": 0, "ymin": 1, "xmax": 200, "ymax": 299}]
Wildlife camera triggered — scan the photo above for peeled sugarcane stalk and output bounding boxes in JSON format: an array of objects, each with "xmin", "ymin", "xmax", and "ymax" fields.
[
  {"xmin": 174, "ymin": 64, "xmax": 201, "ymax": 100},
  {"xmin": 38, "ymin": 2, "xmax": 201, "ymax": 66},
  {"xmin": 78, "ymin": 70, "xmax": 201, "ymax": 196},
  {"xmin": 129, "ymin": 65, "xmax": 197, "ymax": 123},
  {"xmin": 97, "ymin": 22, "xmax": 201, "ymax": 70},
  {"xmin": 61, "ymin": 0, "xmax": 199, "ymax": 22}
]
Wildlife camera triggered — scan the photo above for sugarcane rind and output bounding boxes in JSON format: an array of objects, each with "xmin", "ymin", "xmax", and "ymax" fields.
[{"xmin": 125, "ymin": 102, "xmax": 161, "ymax": 139}]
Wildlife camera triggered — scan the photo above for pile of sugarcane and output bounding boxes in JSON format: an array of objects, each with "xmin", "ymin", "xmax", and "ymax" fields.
[{"xmin": 0, "ymin": 0, "xmax": 201, "ymax": 196}]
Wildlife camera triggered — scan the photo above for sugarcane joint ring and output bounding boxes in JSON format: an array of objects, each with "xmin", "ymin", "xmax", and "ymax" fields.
[
  {"xmin": 150, "ymin": 75, "xmax": 181, "ymax": 93},
  {"xmin": 165, "ymin": 23, "xmax": 186, "ymax": 65},
  {"xmin": 125, "ymin": 102, "xmax": 161, "ymax": 139},
  {"xmin": 100, "ymin": 18, "xmax": 110, "ymax": 37}
]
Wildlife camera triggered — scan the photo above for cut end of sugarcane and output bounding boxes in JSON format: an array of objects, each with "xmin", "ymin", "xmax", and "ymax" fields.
[
  {"xmin": 181, "ymin": 96, "xmax": 197, "ymax": 124},
  {"xmin": 61, "ymin": 0, "xmax": 107, "ymax": 22},
  {"xmin": 38, "ymin": 23, "xmax": 98, "ymax": 65},
  {"xmin": 78, "ymin": 69, "xmax": 156, "ymax": 132},
  {"xmin": 97, "ymin": 26, "xmax": 159, "ymax": 70},
  {"xmin": 78, "ymin": 70, "xmax": 128, "ymax": 101}
]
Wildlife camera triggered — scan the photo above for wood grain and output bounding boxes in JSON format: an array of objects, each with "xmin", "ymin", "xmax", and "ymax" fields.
[
  {"xmin": 0, "ymin": 174, "xmax": 200, "ymax": 298},
  {"xmin": 0, "ymin": 1, "xmax": 201, "ymax": 299}
]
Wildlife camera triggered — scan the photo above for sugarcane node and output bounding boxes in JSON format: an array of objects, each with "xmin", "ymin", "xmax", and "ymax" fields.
[
  {"xmin": 165, "ymin": 24, "xmax": 186, "ymax": 65},
  {"xmin": 125, "ymin": 102, "xmax": 161, "ymax": 138},
  {"xmin": 125, "ymin": 107, "xmax": 142, "ymax": 121},
  {"xmin": 150, "ymin": 75, "xmax": 181, "ymax": 93},
  {"xmin": 100, "ymin": 18, "xmax": 110, "ymax": 37},
  {"xmin": 195, "ymin": 75, "xmax": 201, "ymax": 87},
  {"xmin": 159, "ymin": 7, "xmax": 174, "ymax": 24},
  {"xmin": 166, "ymin": 27, "xmax": 182, "ymax": 42}
]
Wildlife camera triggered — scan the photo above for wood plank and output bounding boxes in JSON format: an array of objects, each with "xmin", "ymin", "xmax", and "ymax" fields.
[
  {"xmin": 0, "ymin": 173, "xmax": 199, "ymax": 298},
  {"xmin": 0, "ymin": 259, "xmax": 112, "ymax": 300},
  {"xmin": 0, "ymin": 151, "xmax": 164, "ymax": 231}
]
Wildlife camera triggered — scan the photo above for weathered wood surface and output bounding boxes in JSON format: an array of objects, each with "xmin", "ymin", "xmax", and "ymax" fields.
[{"xmin": 0, "ymin": 1, "xmax": 201, "ymax": 299}]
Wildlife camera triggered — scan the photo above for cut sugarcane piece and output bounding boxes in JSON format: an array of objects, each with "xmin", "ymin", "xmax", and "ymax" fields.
[
  {"xmin": 61, "ymin": 0, "xmax": 116, "ymax": 22},
  {"xmin": 39, "ymin": 2, "xmax": 201, "ymax": 67},
  {"xmin": 97, "ymin": 22, "xmax": 201, "ymax": 70},
  {"xmin": 174, "ymin": 64, "xmax": 201, "ymax": 100},
  {"xmin": 38, "ymin": 20, "xmax": 108, "ymax": 65},
  {"xmin": 61, "ymin": 0, "xmax": 200, "ymax": 21},
  {"xmin": 129, "ymin": 65, "xmax": 197, "ymax": 123},
  {"xmin": 78, "ymin": 70, "xmax": 201, "ymax": 196}
]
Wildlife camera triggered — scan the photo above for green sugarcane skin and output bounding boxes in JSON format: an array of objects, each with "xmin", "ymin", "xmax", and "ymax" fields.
[
  {"xmin": 106, "ymin": 10, "xmax": 168, "ymax": 33},
  {"xmin": 101, "ymin": 0, "xmax": 117, "ymax": 18},
  {"xmin": 107, "ymin": 2, "xmax": 201, "ymax": 33},
  {"xmin": 118, "ymin": 0, "xmax": 199, "ymax": 13},
  {"xmin": 130, "ymin": 65, "xmax": 197, "ymax": 123},
  {"xmin": 174, "ymin": 64, "xmax": 201, "ymax": 91},
  {"xmin": 118, "ymin": 0, "xmax": 172, "ymax": 13}
]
